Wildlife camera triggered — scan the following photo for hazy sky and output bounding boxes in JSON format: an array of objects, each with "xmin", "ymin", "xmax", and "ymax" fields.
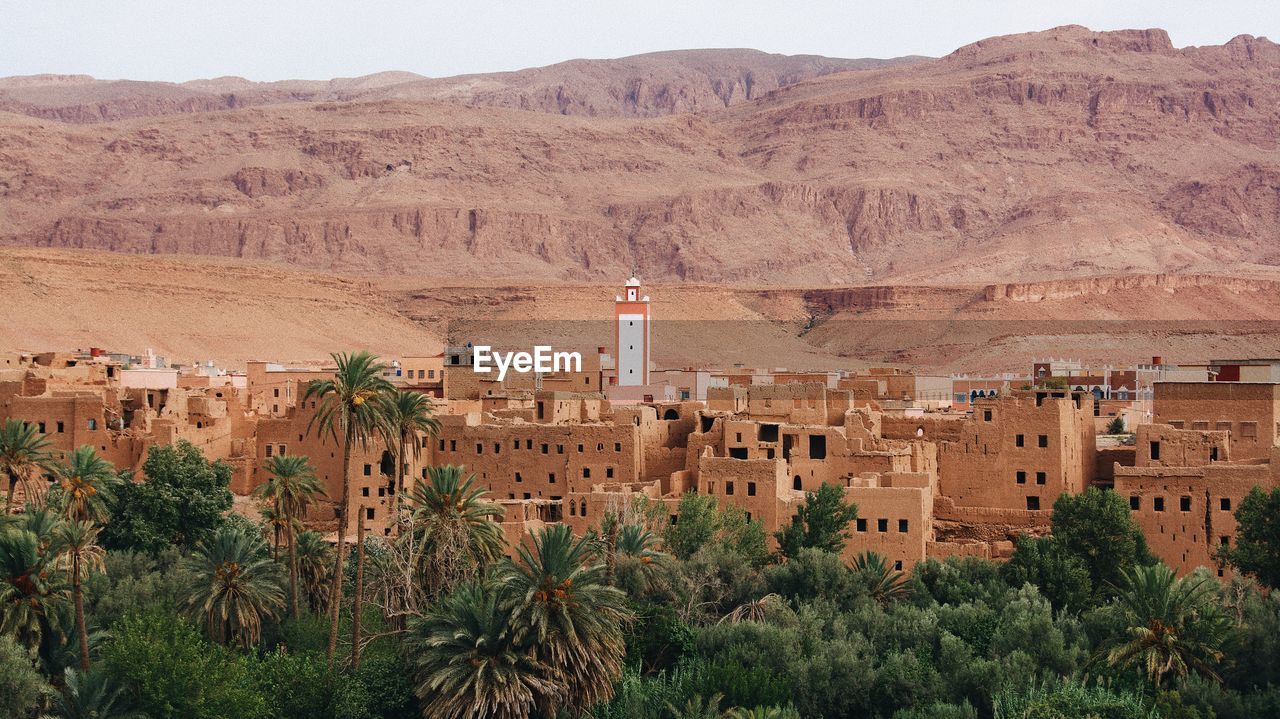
[{"xmin": 4, "ymin": 0, "xmax": 1278, "ymax": 81}]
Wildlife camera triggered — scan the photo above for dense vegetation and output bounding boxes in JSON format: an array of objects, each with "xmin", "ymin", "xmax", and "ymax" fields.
[{"xmin": 3, "ymin": 353, "xmax": 1280, "ymax": 718}]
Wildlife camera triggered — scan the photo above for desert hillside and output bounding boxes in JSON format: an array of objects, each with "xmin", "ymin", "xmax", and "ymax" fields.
[{"xmin": 1, "ymin": 26, "xmax": 1279, "ymax": 285}]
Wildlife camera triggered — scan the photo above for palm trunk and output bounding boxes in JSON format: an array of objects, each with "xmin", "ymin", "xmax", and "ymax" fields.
[
  {"xmin": 605, "ymin": 516, "xmax": 619, "ymax": 586},
  {"xmin": 351, "ymin": 509, "xmax": 366, "ymax": 670},
  {"xmin": 4, "ymin": 470, "xmax": 15, "ymax": 514},
  {"xmin": 288, "ymin": 516, "xmax": 301, "ymax": 618},
  {"xmin": 391, "ymin": 433, "xmax": 407, "ymax": 532},
  {"xmin": 74, "ymin": 553, "xmax": 89, "ymax": 671},
  {"xmin": 326, "ymin": 424, "xmax": 353, "ymax": 667}
]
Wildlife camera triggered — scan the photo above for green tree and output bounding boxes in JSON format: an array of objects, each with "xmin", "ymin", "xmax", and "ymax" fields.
[
  {"xmin": 302, "ymin": 350, "xmax": 393, "ymax": 665},
  {"xmin": 774, "ymin": 483, "xmax": 859, "ymax": 559},
  {"xmin": 58, "ymin": 520, "xmax": 106, "ymax": 671},
  {"xmin": 1001, "ymin": 534, "xmax": 1092, "ymax": 613},
  {"xmin": 52, "ymin": 667, "xmax": 146, "ymax": 719},
  {"xmin": 181, "ymin": 524, "xmax": 286, "ymax": 648},
  {"xmin": 406, "ymin": 579, "xmax": 557, "ymax": 719},
  {"xmin": 1101, "ymin": 564, "xmax": 1234, "ymax": 689},
  {"xmin": 0, "ymin": 418, "xmax": 56, "ymax": 514},
  {"xmin": 102, "ymin": 609, "xmax": 267, "ymax": 719},
  {"xmin": 1106, "ymin": 417, "xmax": 1128, "ymax": 435},
  {"xmin": 853, "ymin": 551, "xmax": 911, "ymax": 605},
  {"xmin": 0, "ymin": 526, "xmax": 65, "ymax": 651},
  {"xmin": 0, "ymin": 634, "xmax": 51, "ymax": 719},
  {"xmin": 50, "ymin": 446, "xmax": 121, "ymax": 524},
  {"xmin": 377, "ymin": 389, "xmax": 441, "ymax": 524},
  {"xmin": 294, "ymin": 531, "xmax": 333, "ymax": 615},
  {"xmin": 505, "ymin": 524, "xmax": 634, "ymax": 715},
  {"xmin": 254, "ymin": 454, "xmax": 324, "ymax": 617},
  {"xmin": 101, "ymin": 441, "xmax": 233, "ymax": 555},
  {"xmin": 404, "ymin": 465, "xmax": 505, "ymax": 599},
  {"xmin": 614, "ymin": 524, "xmax": 676, "ymax": 598},
  {"xmin": 664, "ymin": 492, "xmax": 768, "ymax": 565},
  {"xmin": 1051, "ymin": 488, "xmax": 1154, "ymax": 599},
  {"xmin": 1218, "ymin": 487, "xmax": 1280, "ymax": 589}
]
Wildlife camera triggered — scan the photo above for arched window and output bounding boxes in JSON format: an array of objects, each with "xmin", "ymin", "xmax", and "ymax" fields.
[
  {"xmin": 663, "ymin": 408, "xmax": 679, "ymax": 420},
  {"xmin": 793, "ymin": 475, "xmax": 802, "ymax": 490},
  {"xmin": 580, "ymin": 500, "xmax": 587, "ymax": 517},
  {"xmin": 569, "ymin": 501, "xmax": 576, "ymax": 516},
  {"xmin": 915, "ymin": 426, "xmax": 924, "ymax": 437}
]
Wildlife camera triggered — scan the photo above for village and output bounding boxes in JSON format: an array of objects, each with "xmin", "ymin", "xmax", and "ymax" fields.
[{"xmin": 3, "ymin": 276, "xmax": 1276, "ymax": 581}]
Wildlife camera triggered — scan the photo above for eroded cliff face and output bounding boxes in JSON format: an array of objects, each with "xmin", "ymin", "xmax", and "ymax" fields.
[
  {"xmin": 982, "ymin": 274, "xmax": 1280, "ymax": 303},
  {"xmin": 2, "ymin": 27, "xmax": 1280, "ymax": 284}
]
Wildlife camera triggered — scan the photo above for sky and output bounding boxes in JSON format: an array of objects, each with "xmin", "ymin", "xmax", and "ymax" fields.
[{"xmin": 3, "ymin": 0, "xmax": 1279, "ymax": 82}]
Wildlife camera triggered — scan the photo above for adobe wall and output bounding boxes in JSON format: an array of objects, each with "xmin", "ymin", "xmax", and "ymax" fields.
[{"xmin": 1153, "ymin": 382, "xmax": 1280, "ymax": 460}]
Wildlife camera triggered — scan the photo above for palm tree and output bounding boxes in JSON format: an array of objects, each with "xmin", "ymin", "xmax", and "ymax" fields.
[
  {"xmin": 295, "ymin": 530, "xmax": 333, "ymax": 615},
  {"xmin": 666, "ymin": 693, "xmax": 730, "ymax": 719},
  {"xmin": 613, "ymin": 524, "xmax": 674, "ymax": 597},
  {"xmin": 0, "ymin": 526, "xmax": 66, "ymax": 651},
  {"xmin": 255, "ymin": 454, "xmax": 324, "ymax": 617},
  {"xmin": 0, "ymin": 419, "xmax": 56, "ymax": 514},
  {"xmin": 727, "ymin": 707, "xmax": 801, "ymax": 719},
  {"xmin": 504, "ymin": 524, "xmax": 633, "ymax": 716},
  {"xmin": 302, "ymin": 350, "xmax": 393, "ymax": 664},
  {"xmin": 57, "ymin": 521, "xmax": 105, "ymax": 671},
  {"xmin": 181, "ymin": 523, "xmax": 286, "ymax": 649},
  {"xmin": 50, "ymin": 446, "xmax": 120, "ymax": 524},
  {"xmin": 720, "ymin": 594, "xmax": 783, "ymax": 625},
  {"xmin": 405, "ymin": 580, "xmax": 559, "ymax": 719},
  {"xmin": 1101, "ymin": 563, "xmax": 1234, "ymax": 688},
  {"xmin": 852, "ymin": 551, "xmax": 911, "ymax": 605},
  {"xmin": 404, "ymin": 465, "xmax": 505, "ymax": 599},
  {"xmin": 378, "ymin": 389, "xmax": 440, "ymax": 524},
  {"xmin": 52, "ymin": 667, "xmax": 146, "ymax": 719}
]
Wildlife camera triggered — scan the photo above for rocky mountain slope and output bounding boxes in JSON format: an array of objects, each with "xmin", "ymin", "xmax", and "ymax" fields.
[
  {"xmin": 1, "ymin": 26, "xmax": 1278, "ymax": 285},
  {"xmin": 0, "ymin": 50, "xmax": 911, "ymax": 122}
]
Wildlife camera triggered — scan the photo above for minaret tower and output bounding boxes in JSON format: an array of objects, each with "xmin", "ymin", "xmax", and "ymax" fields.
[{"xmin": 615, "ymin": 274, "xmax": 651, "ymax": 387}]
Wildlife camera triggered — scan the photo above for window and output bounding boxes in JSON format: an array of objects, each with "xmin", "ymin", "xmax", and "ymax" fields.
[
  {"xmin": 747, "ymin": 482, "xmax": 756, "ymax": 496},
  {"xmin": 1210, "ymin": 447, "xmax": 1219, "ymax": 461},
  {"xmin": 735, "ymin": 432, "xmax": 742, "ymax": 442},
  {"xmin": 1038, "ymin": 435, "xmax": 1048, "ymax": 448},
  {"xmin": 894, "ymin": 560, "xmax": 903, "ymax": 571},
  {"xmin": 541, "ymin": 444, "xmax": 548, "ymax": 454},
  {"xmin": 578, "ymin": 444, "xmax": 584, "ymax": 453},
  {"xmin": 1180, "ymin": 496, "xmax": 1191, "ymax": 512},
  {"xmin": 1015, "ymin": 434, "xmax": 1024, "ymax": 447},
  {"xmin": 526, "ymin": 439, "xmax": 532, "ymax": 449},
  {"xmin": 614, "ymin": 442, "xmax": 622, "ymax": 452},
  {"xmin": 1241, "ymin": 422, "xmax": 1258, "ymax": 439},
  {"xmin": 759, "ymin": 424, "xmax": 779, "ymax": 442},
  {"xmin": 265, "ymin": 445, "xmax": 273, "ymax": 457},
  {"xmin": 809, "ymin": 434, "xmax": 827, "ymax": 460},
  {"xmin": 362, "ymin": 464, "xmax": 371, "ymax": 476},
  {"xmin": 1169, "ymin": 420, "xmax": 1184, "ymax": 429},
  {"xmin": 726, "ymin": 481, "xmax": 735, "ymax": 496},
  {"xmin": 606, "ymin": 467, "xmax": 614, "ymax": 478},
  {"xmin": 557, "ymin": 444, "xmax": 564, "ymax": 454},
  {"xmin": 1154, "ymin": 497, "xmax": 1165, "ymax": 512},
  {"xmin": 1016, "ymin": 471, "xmax": 1026, "ymax": 484},
  {"xmin": 1220, "ymin": 497, "xmax": 1231, "ymax": 511},
  {"xmin": 793, "ymin": 475, "xmax": 802, "ymax": 490},
  {"xmin": 476, "ymin": 443, "xmax": 483, "ymax": 454},
  {"xmin": 898, "ymin": 519, "xmax": 909, "ymax": 533},
  {"xmin": 570, "ymin": 502, "xmax": 576, "ymax": 516},
  {"xmin": 450, "ymin": 440, "xmax": 456, "ymax": 451},
  {"xmin": 1220, "ymin": 535, "xmax": 1230, "ymax": 546},
  {"xmin": 1216, "ymin": 421, "xmax": 1232, "ymax": 431},
  {"xmin": 87, "ymin": 418, "xmax": 97, "ymax": 430},
  {"xmin": 273, "ymin": 388, "xmax": 279, "ymax": 397},
  {"xmin": 983, "ymin": 409, "xmax": 992, "ymax": 421},
  {"xmin": 583, "ymin": 468, "xmax": 590, "ymax": 478},
  {"xmin": 361, "ymin": 487, "xmax": 369, "ymax": 497},
  {"xmin": 1026, "ymin": 496, "xmax": 1040, "ymax": 510},
  {"xmin": 515, "ymin": 472, "xmax": 522, "ymax": 483},
  {"xmin": 439, "ymin": 440, "xmax": 445, "ymax": 451},
  {"xmin": 523, "ymin": 492, "xmax": 531, "ymax": 499},
  {"xmin": 580, "ymin": 500, "xmax": 587, "ymax": 517},
  {"xmin": 1192, "ymin": 421, "xmax": 1209, "ymax": 431},
  {"xmin": 37, "ymin": 422, "xmax": 45, "ymax": 433},
  {"xmin": 56, "ymin": 421, "xmax": 64, "ymax": 433},
  {"xmin": 877, "ymin": 518, "xmax": 888, "ymax": 532},
  {"xmin": 1130, "ymin": 495, "xmax": 1140, "ymax": 510},
  {"xmin": 1150, "ymin": 441, "xmax": 1161, "ymax": 461},
  {"xmin": 856, "ymin": 518, "xmax": 867, "ymax": 532},
  {"xmin": 1036, "ymin": 472, "xmax": 1046, "ymax": 485},
  {"xmin": 365, "ymin": 508, "xmax": 374, "ymax": 520},
  {"xmin": 513, "ymin": 440, "xmax": 520, "ymax": 450},
  {"xmin": 548, "ymin": 473, "xmax": 556, "ymax": 484},
  {"xmin": 707, "ymin": 482, "xmax": 715, "ymax": 494},
  {"xmin": 729, "ymin": 447, "xmax": 748, "ymax": 460}
]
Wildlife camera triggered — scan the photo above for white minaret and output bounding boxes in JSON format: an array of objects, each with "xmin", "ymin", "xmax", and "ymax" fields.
[{"xmin": 615, "ymin": 275, "xmax": 651, "ymax": 386}]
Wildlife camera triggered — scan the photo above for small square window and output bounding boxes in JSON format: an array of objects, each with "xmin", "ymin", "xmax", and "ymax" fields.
[
  {"xmin": 983, "ymin": 409, "xmax": 992, "ymax": 422},
  {"xmin": 363, "ymin": 464, "xmax": 371, "ymax": 476},
  {"xmin": 548, "ymin": 473, "xmax": 556, "ymax": 484},
  {"xmin": 747, "ymin": 481, "xmax": 756, "ymax": 496},
  {"xmin": 606, "ymin": 467, "xmax": 614, "ymax": 478},
  {"xmin": 1154, "ymin": 497, "xmax": 1165, "ymax": 512},
  {"xmin": 726, "ymin": 481, "xmax": 735, "ymax": 496},
  {"xmin": 1015, "ymin": 434, "xmax": 1024, "ymax": 447},
  {"xmin": 614, "ymin": 442, "xmax": 622, "ymax": 452},
  {"xmin": 894, "ymin": 560, "xmax": 903, "ymax": 571},
  {"xmin": 1130, "ymin": 495, "xmax": 1140, "ymax": 510},
  {"xmin": 1180, "ymin": 496, "xmax": 1191, "ymax": 512},
  {"xmin": 898, "ymin": 519, "xmax": 909, "ymax": 533},
  {"xmin": 1220, "ymin": 497, "xmax": 1231, "ymax": 511},
  {"xmin": 1037, "ymin": 435, "xmax": 1048, "ymax": 448},
  {"xmin": 365, "ymin": 508, "xmax": 374, "ymax": 520},
  {"xmin": 856, "ymin": 518, "xmax": 867, "ymax": 532},
  {"xmin": 1036, "ymin": 472, "xmax": 1046, "ymax": 485},
  {"xmin": 583, "ymin": 468, "xmax": 590, "ymax": 478},
  {"xmin": 1026, "ymin": 496, "xmax": 1040, "ymax": 510},
  {"xmin": 1016, "ymin": 471, "xmax": 1026, "ymax": 484},
  {"xmin": 877, "ymin": 518, "xmax": 888, "ymax": 532},
  {"xmin": 361, "ymin": 487, "xmax": 369, "ymax": 497},
  {"xmin": 541, "ymin": 444, "xmax": 549, "ymax": 454}
]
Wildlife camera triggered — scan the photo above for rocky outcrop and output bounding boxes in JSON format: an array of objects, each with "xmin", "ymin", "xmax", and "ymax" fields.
[{"xmin": 983, "ymin": 274, "xmax": 1280, "ymax": 303}]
